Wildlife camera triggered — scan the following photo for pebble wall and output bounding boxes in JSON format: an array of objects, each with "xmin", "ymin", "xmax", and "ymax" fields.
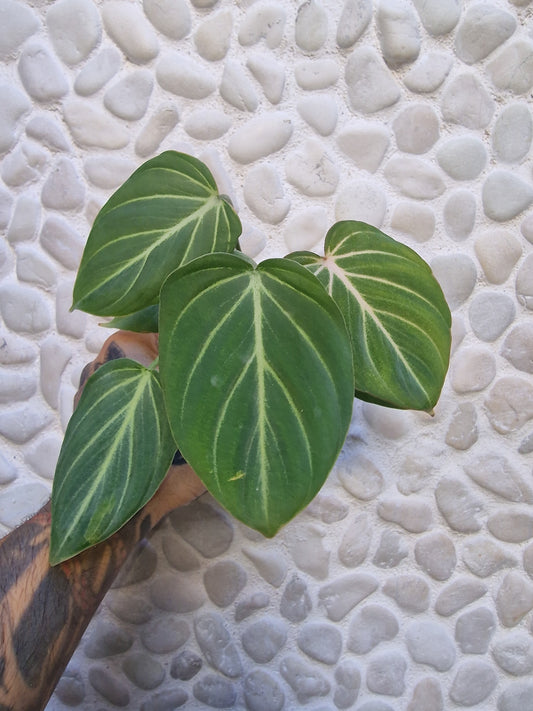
[{"xmin": 1, "ymin": 0, "xmax": 533, "ymax": 708}]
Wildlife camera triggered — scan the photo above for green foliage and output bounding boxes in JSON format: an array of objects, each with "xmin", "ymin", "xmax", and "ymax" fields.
[{"xmin": 50, "ymin": 150, "xmax": 451, "ymax": 564}]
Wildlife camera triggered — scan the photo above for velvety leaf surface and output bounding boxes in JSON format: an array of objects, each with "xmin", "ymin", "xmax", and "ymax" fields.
[
  {"xmin": 159, "ymin": 252, "xmax": 354, "ymax": 537},
  {"xmin": 73, "ymin": 151, "xmax": 242, "ymax": 316},
  {"xmin": 103, "ymin": 304, "xmax": 159, "ymax": 333},
  {"xmin": 50, "ymin": 359, "xmax": 175, "ymax": 565},
  {"xmin": 288, "ymin": 221, "xmax": 451, "ymax": 411}
]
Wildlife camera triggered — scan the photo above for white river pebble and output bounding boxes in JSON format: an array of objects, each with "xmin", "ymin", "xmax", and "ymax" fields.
[
  {"xmin": 305, "ymin": 493, "xmax": 348, "ymax": 524},
  {"xmin": 487, "ymin": 40, "xmax": 533, "ymax": 95},
  {"xmin": 334, "ymin": 659, "xmax": 361, "ymax": 709},
  {"xmin": 0, "ymin": 188, "xmax": 12, "ymax": 228},
  {"xmin": 373, "ymin": 529, "xmax": 409, "ymax": 568},
  {"xmin": 347, "ymin": 605, "xmax": 399, "ymax": 653},
  {"xmin": 383, "ymin": 574, "xmax": 430, "ymax": 613},
  {"xmin": 338, "ymin": 512, "xmax": 372, "ymax": 567},
  {"xmin": 0, "ymin": 284, "xmax": 50, "ymax": 333},
  {"xmin": 0, "ymin": 482, "xmax": 50, "ymax": 528},
  {"xmin": 376, "ymin": 0, "xmax": 421, "ymax": 68},
  {"xmin": 143, "ymin": 0, "xmax": 190, "ymax": 41},
  {"xmin": 40, "ymin": 335, "xmax": 72, "ymax": 409},
  {"xmin": 0, "ymin": 404, "xmax": 53, "ymax": 445},
  {"xmin": 474, "ymin": 229, "xmax": 522, "ymax": 284},
  {"xmin": 56, "ymin": 280, "xmax": 87, "ymax": 338},
  {"xmin": 246, "ymin": 52, "xmax": 285, "ymax": 104},
  {"xmin": 362, "ymin": 402, "xmax": 411, "ymax": 438},
  {"xmin": 0, "ymin": 84, "xmax": 30, "ymax": 154},
  {"xmin": 16, "ymin": 244, "xmax": 56, "ymax": 290},
  {"xmin": 297, "ymin": 95, "xmax": 337, "ymax": 136},
  {"xmin": 483, "ymin": 170, "xmax": 533, "ymax": 222},
  {"xmin": 18, "ymin": 42, "xmax": 69, "ymax": 102},
  {"xmin": 485, "ymin": 376, "xmax": 533, "ymax": 434},
  {"xmin": 406, "ymin": 621, "xmax": 456, "ymax": 671},
  {"xmin": 335, "ymin": 179, "xmax": 386, "ymax": 227},
  {"xmin": 46, "ymin": 0, "xmax": 101, "ymax": 66},
  {"xmin": 517, "ymin": 254, "xmax": 533, "ymax": 310},
  {"xmin": 228, "ymin": 113, "xmax": 292, "ymax": 164},
  {"xmin": 25, "ymin": 434, "xmax": 62, "ymax": 481},
  {"xmin": 0, "ymin": 453, "xmax": 17, "ymax": 485},
  {"xmin": 7, "ymin": 195, "xmax": 41, "ymax": 244},
  {"xmin": 411, "ymin": 0, "xmax": 460, "ymax": 35},
  {"xmin": 366, "ymin": 649, "xmax": 406, "ymax": 696},
  {"xmin": 415, "ymin": 530, "xmax": 456, "ymax": 580},
  {"xmin": 279, "ymin": 655, "xmax": 330, "ymax": 703},
  {"xmin": 0, "ymin": 369, "xmax": 36, "ymax": 404},
  {"xmin": 384, "ymin": 156, "xmax": 444, "ymax": 199},
  {"xmin": 496, "ymin": 572, "xmax": 533, "ymax": 627},
  {"xmin": 84, "ymin": 156, "xmax": 136, "ymax": 190},
  {"xmin": 430, "ymin": 254, "xmax": 477, "ymax": 310},
  {"xmin": 336, "ymin": 121, "xmax": 390, "ymax": 173},
  {"xmin": 241, "ymin": 616, "xmax": 287, "ymax": 663},
  {"xmin": 185, "ymin": 109, "xmax": 230, "ymax": 142},
  {"xmin": 135, "ymin": 105, "xmax": 180, "ymax": 157},
  {"xmin": 435, "ymin": 477, "xmax": 483, "ymax": 533},
  {"xmin": 444, "ymin": 190, "xmax": 475, "ymax": 241},
  {"xmin": 238, "ymin": 3, "xmax": 286, "ymax": 49},
  {"xmin": 0, "ymin": 0, "xmax": 39, "ymax": 59},
  {"xmin": 337, "ymin": 453, "xmax": 384, "ymax": 500},
  {"xmin": 493, "ymin": 632, "xmax": 533, "ymax": 675},
  {"xmin": 284, "ymin": 207, "xmax": 328, "ymax": 253},
  {"xmin": 280, "ymin": 574, "xmax": 312, "ymax": 622},
  {"xmin": 40, "ymin": 215, "xmax": 84, "ymax": 270},
  {"xmin": 286, "ymin": 139, "xmax": 339, "ymax": 197},
  {"xmin": 26, "ymin": 115, "xmax": 70, "ymax": 152},
  {"xmin": 377, "ymin": 495, "xmax": 432, "ymax": 533},
  {"xmin": 407, "ymin": 678, "xmax": 443, "ymax": 711},
  {"xmin": 194, "ymin": 9, "xmax": 232, "ymax": 61},
  {"xmin": 104, "ymin": 70, "xmax": 153, "ymax": 121},
  {"xmin": 318, "ymin": 573, "xmax": 378, "ymax": 621},
  {"xmin": 502, "ymin": 321, "xmax": 533, "ymax": 374},
  {"xmin": 243, "ymin": 669, "xmax": 284, "ymax": 711},
  {"xmin": 297, "ymin": 621, "xmax": 342, "ymax": 664},
  {"xmin": 156, "ymin": 52, "xmax": 215, "ymax": 99},
  {"xmin": 63, "ymin": 100, "xmax": 129, "ymax": 149},
  {"xmin": 220, "ymin": 60, "xmax": 258, "ymax": 112},
  {"xmin": 451, "ymin": 346, "xmax": 496, "ymax": 393},
  {"xmin": 244, "ymin": 163, "xmax": 289, "ymax": 224},
  {"xmin": 455, "ymin": 3, "xmax": 516, "ymax": 65},
  {"xmin": 2, "ymin": 143, "xmax": 47, "ymax": 187},
  {"xmin": 436, "ymin": 135, "xmax": 487, "ymax": 180},
  {"xmin": 345, "ymin": 47, "xmax": 401, "ymax": 113},
  {"xmin": 41, "ymin": 157, "xmax": 85, "ymax": 211},
  {"xmin": 204, "ymin": 560, "xmax": 247, "ymax": 607},
  {"xmin": 488, "ymin": 508, "xmax": 533, "ymax": 543},
  {"xmin": 295, "ymin": 0, "xmax": 328, "ymax": 52},
  {"xmin": 435, "ymin": 577, "xmax": 487, "ymax": 617},
  {"xmin": 469, "ymin": 291, "xmax": 515, "ymax": 342},
  {"xmin": 74, "ymin": 47, "xmax": 121, "ymax": 96},
  {"xmin": 234, "ymin": 592, "xmax": 270, "ymax": 622},
  {"xmin": 445, "ymin": 402, "xmax": 478, "ymax": 451},
  {"xmin": 441, "ymin": 72, "xmax": 494, "ymax": 129},
  {"xmin": 194, "ymin": 612, "xmax": 242, "ymax": 677},
  {"xmin": 242, "ymin": 546, "xmax": 287, "ymax": 587},
  {"xmin": 404, "ymin": 52, "xmax": 452, "ymax": 93},
  {"xmin": 0, "ymin": 331, "xmax": 37, "ymax": 365},
  {"xmin": 450, "ymin": 660, "xmax": 497, "ymax": 706},
  {"xmin": 336, "ymin": 0, "xmax": 372, "ymax": 48},
  {"xmin": 393, "ymin": 103, "xmax": 439, "ymax": 154},
  {"xmin": 493, "ymin": 103, "xmax": 532, "ymax": 163},
  {"xmin": 390, "ymin": 201, "xmax": 434, "ymax": 242},
  {"xmin": 102, "ymin": 1, "xmax": 159, "ymax": 63},
  {"xmin": 455, "ymin": 606, "xmax": 496, "ymax": 654},
  {"xmin": 286, "ymin": 523, "xmax": 330, "ymax": 580},
  {"xmin": 295, "ymin": 58, "xmax": 339, "ymax": 89}
]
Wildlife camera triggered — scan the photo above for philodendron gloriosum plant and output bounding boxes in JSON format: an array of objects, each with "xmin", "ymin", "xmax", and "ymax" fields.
[{"xmin": 49, "ymin": 151, "xmax": 451, "ymax": 565}]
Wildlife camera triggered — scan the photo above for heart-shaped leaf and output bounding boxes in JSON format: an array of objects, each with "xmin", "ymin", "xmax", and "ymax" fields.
[
  {"xmin": 50, "ymin": 359, "xmax": 175, "ymax": 565},
  {"xmin": 73, "ymin": 151, "xmax": 242, "ymax": 317},
  {"xmin": 159, "ymin": 252, "xmax": 354, "ymax": 537},
  {"xmin": 103, "ymin": 304, "xmax": 159, "ymax": 333},
  {"xmin": 288, "ymin": 221, "xmax": 451, "ymax": 411}
]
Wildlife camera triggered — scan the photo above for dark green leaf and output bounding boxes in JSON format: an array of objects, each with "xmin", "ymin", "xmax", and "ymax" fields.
[
  {"xmin": 102, "ymin": 304, "xmax": 159, "ymax": 333},
  {"xmin": 288, "ymin": 221, "xmax": 451, "ymax": 411},
  {"xmin": 73, "ymin": 151, "xmax": 242, "ymax": 317},
  {"xmin": 159, "ymin": 252, "xmax": 354, "ymax": 537},
  {"xmin": 50, "ymin": 359, "xmax": 175, "ymax": 564}
]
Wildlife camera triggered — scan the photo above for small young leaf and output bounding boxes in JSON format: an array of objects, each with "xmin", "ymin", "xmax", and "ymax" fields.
[
  {"xmin": 102, "ymin": 304, "xmax": 159, "ymax": 333},
  {"xmin": 50, "ymin": 359, "xmax": 176, "ymax": 565},
  {"xmin": 288, "ymin": 221, "xmax": 451, "ymax": 411},
  {"xmin": 159, "ymin": 252, "xmax": 354, "ymax": 537},
  {"xmin": 73, "ymin": 151, "xmax": 242, "ymax": 317}
]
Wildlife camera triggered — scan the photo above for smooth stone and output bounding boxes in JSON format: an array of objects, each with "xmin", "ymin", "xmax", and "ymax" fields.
[
  {"xmin": 243, "ymin": 163, "xmax": 290, "ymax": 224},
  {"xmin": 46, "ymin": 0, "xmax": 101, "ymax": 65},
  {"xmin": 7, "ymin": 196, "xmax": 41, "ymax": 244},
  {"xmin": 393, "ymin": 103, "xmax": 439, "ymax": 154},
  {"xmin": 305, "ymin": 493, "xmax": 349, "ymax": 524},
  {"xmin": 102, "ymin": 1, "xmax": 159, "ymax": 63},
  {"xmin": 483, "ymin": 170, "xmax": 533, "ymax": 221},
  {"xmin": 436, "ymin": 135, "xmax": 487, "ymax": 180},
  {"xmin": 523, "ymin": 213, "xmax": 533, "ymax": 244},
  {"xmin": 0, "ymin": 188, "xmax": 12, "ymax": 228},
  {"xmin": 18, "ymin": 42, "xmax": 69, "ymax": 101},
  {"xmin": 238, "ymin": 3, "xmax": 286, "ymax": 48},
  {"xmin": 366, "ymin": 650, "xmax": 406, "ymax": 697},
  {"xmin": 475, "ymin": 229, "xmax": 522, "ymax": 284},
  {"xmin": 357, "ymin": 703, "xmax": 395, "ymax": 711},
  {"xmin": 384, "ymin": 156, "xmax": 445, "ymax": 199},
  {"xmin": 40, "ymin": 336, "xmax": 71, "ymax": 409},
  {"xmin": 404, "ymin": 52, "xmax": 452, "ymax": 92},
  {"xmin": 493, "ymin": 632, "xmax": 533, "ymax": 675},
  {"xmin": 411, "ymin": 0, "xmax": 461, "ymax": 35},
  {"xmin": 493, "ymin": 104, "xmax": 532, "ymax": 163},
  {"xmin": 455, "ymin": 4, "xmax": 516, "ymax": 64},
  {"xmin": 0, "ymin": 284, "xmax": 50, "ymax": 334},
  {"xmin": 488, "ymin": 508, "xmax": 533, "ymax": 543},
  {"xmin": 54, "ymin": 668, "xmax": 85, "ymax": 706},
  {"xmin": 383, "ymin": 574, "xmax": 430, "ymax": 613},
  {"xmin": 193, "ymin": 675, "xmax": 236, "ymax": 708},
  {"xmin": 285, "ymin": 523, "xmax": 330, "ymax": 580},
  {"xmin": 298, "ymin": 622, "xmax": 342, "ymax": 664},
  {"xmin": 85, "ymin": 621, "xmax": 133, "ymax": 658},
  {"xmin": 150, "ymin": 573, "xmax": 205, "ymax": 612},
  {"xmin": 390, "ymin": 201, "xmax": 434, "ymax": 242},
  {"xmin": 123, "ymin": 653, "xmax": 165, "ymax": 691},
  {"xmin": 106, "ymin": 592, "xmax": 153, "ymax": 625},
  {"xmin": 220, "ymin": 60, "xmax": 258, "ymax": 111},
  {"xmin": 143, "ymin": 0, "xmax": 190, "ymax": 40},
  {"xmin": 295, "ymin": 58, "xmax": 339, "ymax": 89},
  {"xmin": 517, "ymin": 254, "xmax": 533, "ymax": 309},
  {"xmin": 347, "ymin": 605, "xmax": 399, "ymax": 653},
  {"xmin": 185, "ymin": 109, "xmax": 231, "ymax": 142},
  {"xmin": 441, "ymin": 72, "xmax": 494, "ymax": 129},
  {"xmin": 286, "ymin": 139, "xmax": 338, "ymax": 196},
  {"xmin": 336, "ymin": 178, "xmax": 386, "ymax": 227},
  {"xmin": 397, "ymin": 454, "xmax": 433, "ymax": 495},
  {"xmin": 498, "ymin": 681, "xmax": 533, "ymax": 711},
  {"xmin": 194, "ymin": 9, "xmax": 232, "ymax": 61},
  {"xmin": 519, "ymin": 432, "xmax": 533, "ymax": 455},
  {"xmin": 487, "ymin": 40, "xmax": 533, "ymax": 94},
  {"xmin": 435, "ymin": 477, "xmax": 483, "ymax": 533},
  {"xmin": 334, "ymin": 659, "xmax": 361, "ymax": 709},
  {"xmin": 41, "ymin": 157, "xmax": 85, "ymax": 211},
  {"xmin": 372, "ymin": 529, "xmax": 408, "ymax": 568},
  {"xmin": 0, "ymin": 239, "xmax": 10, "ymax": 279},
  {"xmin": 56, "ymin": 280, "xmax": 86, "ymax": 338},
  {"xmin": 170, "ymin": 650, "xmax": 202, "ymax": 681},
  {"xmin": 140, "ymin": 689, "xmax": 188, "ymax": 711},
  {"xmin": 337, "ymin": 453, "xmax": 384, "ymax": 501},
  {"xmin": 455, "ymin": 606, "xmax": 496, "ymax": 654},
  {"xmin": 435, "ymin": 577, "xmax": 487, "ymax": 616},
  {"xmin": 234, "ymin": 592, "xmax": 270, "ymax": 622},
  {"xmin": 194, "ymin": 613, "xmax": 242, "ymax": 678},
  {"xmin": 135, "ymin": 106, "xmax": 180, "ymax": 157},
  {"xmin": 0, "ymin": 331, "xmax": 37, "ymax": 365},
  {"xmin": 345, "ymin": 47, "xmax": 401, "ymax": 113},
  {"xmin": 336, "ymin": 121, "xmax": 390, "ymax": 172},
  {"xmin": 246, "ymin": 52, "xmax": 285, "ymax": 104},
  {"xmin": 338, "ymin": 512, "xmax": 372, "ymax": 567},
  {"xmin": 485, "ymin": 377, "xmax": 533, "ymax": 433},
  {"xmin": 84, "ymin": 156, "xmax": 135, "ymax": 190},
  {"xmin": 283, "ymin": 207, "xmax": 327, "ymax": 252},
  {"xmin": 497, "ymin": 571, "xmax": 533, "ymax": 626},
  {"xmin": 415, "ymin": 531, "xmax": 456, "ymax": 580},
  {"xmin": 297, "ymin": 95, "xmax": 337, "ymax": 136},
  {"xmin": 162, "ymin": 534, "xmax": 200, "ymax": 572},
  {"xmin": 0, "ymin": 482, "xmax": 49, "ymax": 527},
  {"xmin": 2, "ymin": 141, "xmax": 48, "ymax": 187},
  {"xmin": 336, "ymin": 0, "xmax": 372, "ymax": 48},
  {"xmin": 407, "ymin": 678, "xmax": 443, "ymax": 711},
  {"xmin": 104, "ymin": 70, "xmax": 153, "ymax": 121},
  {"xmin": 26, "ymin": 115, "xmax": 70, "ymax": 152},
  {"xmin": 463, "ymin": 536, "xmax": 517, "ymax": 578},
  {"xmin": 295, "ymin": 0, "xmax": 328, "ymax": 51},
  {"xmin": 141, "ymin": 617, "xmax": 189, "ymax": 654},
  {"xmin": 63, "ymin": 100, "xmax": 129, "ymax": 149},
  {"xmin": 0, "ymin": 84, "xmax": 30, "ymax": 154},
  {"xmin": 406, "ymin": 621, "xmax": 456, "ymax": 671},
  {"xmin": 74, "ymin": 47, "xmax": 121, "ymax": 96},
  {"xmin": 318, "ymin": 573, "xmax": 378, "ymax": 621},
  {"xmin": 88, "ymin": 666, "xmax": 130, "ymax": 706},
  {"xmin": 279, "ymin": 655, "xmax": 330, "ymax": 703},
  {"xmin": 0, "ymin": 0, "xmax": 38, "ymax": 59},
  {"xmin": 242, "ymin": 547, "xmax": 287, "ymax": 588},
  {"xmin": 0, "ymin": 452, "xmax": 17, "ymax": 484},
  {"xmin": 430, "ymin": 254, "xmax": 476, "ymax": 310},
  {"xmin": 40, "ymin": 215, "xmax": 84, "ymax": 271},
  {"xmin": 466, "ymin": 453, "xmax": 533, "ymax": 503},
  {"xmin": 243, "ymin": 669, "xmax": 285, "ymax": 711},
  {"xmin": 445, "ymin": 403, "xmax": 478, "ymax": 451},
  {"xmin": 241, "ymin": 617, "xmax": 287, "ymax": 663},
  {"xmin": 113, "ymin": 541, "xmax": 157, "ymax": 588},
  {"xmin": 376, "ymin": 0, "xmax": 421, "ymax": 67},
  {"xmin": 364, "ymin": 402, "xmax": 411, "ymax": 438},
  {"xmin": 204, "ymin": 560, "xmax": 247, "ymax": 607},
  {"xmin": 450, "ymin": 660, "xmax": 497, "ymax": 706},
  {"xmin": 469, "ymin": 292, "xmax": 515, "ymax": 342},
  {"xmin": 451, "ymin": 347, "xmax": 496, "ymax": 393},
  {"xmin": 228, "ymin": 113, "xmax": 292, "ymax": 164},
  {"xmin": 156, "ymin": 52, "xmax": 215, "ymax": 99},
  {"xmin": 378, "ymin": 496, "xmax": 432, "ymax": 533},
  {"xmin": 444, "ymin": 190, "xmax": 475, "ymax": 241},
  {"xmin": 0, "ymin": 369, "xmax": 35, "ymax": 404},
  {"xmin": 280, "ymin": 574, "xmax": 312, "ymax": 622},
  {"xmin": 170, "ymin": 500, "xmax": 233, "ymax": 557}
]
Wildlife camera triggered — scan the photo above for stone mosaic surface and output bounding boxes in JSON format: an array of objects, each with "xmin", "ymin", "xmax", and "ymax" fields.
[{"xmin": 0, "ymin": 0, "xmax": 532, "ymax": 708}]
